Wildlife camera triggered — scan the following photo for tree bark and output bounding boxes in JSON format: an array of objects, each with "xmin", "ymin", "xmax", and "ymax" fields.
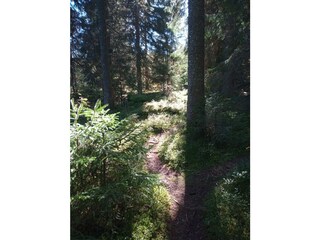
[
  {"xmin": 134, "ymin": 4, "xmax": 142, "ymax": 94},
  {"xmin": 187, "ymin": 0, "xmax": 205, "ymax": 139},
  {"xmin": 96, "ymin": 0, "xmax": 114, "ymax": 108},
  {"xmin": 144, "ymin": 29, "xmax": 150, "ymax": 91}
]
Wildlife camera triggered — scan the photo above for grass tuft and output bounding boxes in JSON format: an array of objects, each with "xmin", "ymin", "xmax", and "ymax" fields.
[
  {"xmin": 143, "ymin": 90, "xmax": 187, "ymax": 115},
  {"xmin": 132, "ymin": 185, "xmax": 170, "ymax": 240},
  {"xmin": 159, "ymin": 131, "xmax": 186, "ymax": 171}
]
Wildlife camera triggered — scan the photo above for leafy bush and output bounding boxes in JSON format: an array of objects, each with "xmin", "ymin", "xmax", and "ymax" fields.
[
  {"xmin": 205, "ymin": 170, "xmax": 250, "ymax": 240},
  {"xmin": 70, "ymin": 99, "xmax": 169, "ymax": 239}
]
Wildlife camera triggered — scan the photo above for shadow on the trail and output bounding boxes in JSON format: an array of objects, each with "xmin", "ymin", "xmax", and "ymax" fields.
[{"xmin": 169, "ymin": 153, "xmax": 249, "ymax": 240}]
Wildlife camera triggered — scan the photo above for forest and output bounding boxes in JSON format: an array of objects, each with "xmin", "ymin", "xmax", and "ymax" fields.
[{"xmin": 70, "ymin": 0, "xmax": 250, "ymax": 239}]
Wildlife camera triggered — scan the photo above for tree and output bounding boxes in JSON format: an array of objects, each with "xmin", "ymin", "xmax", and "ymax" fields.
[
  {"xmin": 143, "ymin": 27, "xmax": 150, "ymax": 90},
  {"xmin": 134, "ymin": 3, "xmax": 143, "ymax": 94},
  {"xmin": 70, "ymin": 0, "xmax": 101, "ymax": 102},
  {"xmin": 205, "ymin": 0, "xmax": 250, "ymax": 97},
  {"xmin": 148, "ymin": 1, "xmax": 175, "ymax": 92},
  {"xmin": 187, "ymin": 0, "xmax": 205, "ymax": 138},
  {"xmin": 70, "ymin": 0, "xmax": 177, "ymax": 105},
  {"xmin": 96, "ymin": 0, "xmax": 114, "ymax": 108}
]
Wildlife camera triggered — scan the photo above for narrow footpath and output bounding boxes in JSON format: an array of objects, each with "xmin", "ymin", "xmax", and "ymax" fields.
[
  {"xmin": 146, "ymin": 133, "xmax": 185, "ymax": 220},
  {"xmin": 146, "ymin": 133, "xmax": 248, "ymax": 239}
]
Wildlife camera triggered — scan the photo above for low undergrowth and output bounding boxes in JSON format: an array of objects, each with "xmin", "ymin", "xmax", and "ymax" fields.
[
  {"xmin": 70, "ymin": 99, "xmax": 170, "ymax": 240},
  {"xmin": 158, "ymin": 130, "xmax": 186, "ymax": 172},
  {"xmin": 142, "ymin": 90, "xmax": 187, "ymax": 172},
  {"xmin": 142, "ymin": 113, "xmax": 184, "ymax": 134},
  {"xmin": 143, "ymin": 90, "xmax": 187, "ymax": 115},
  {"xmin": 70, "ymin": 89, "xmax": 250, "ymax": 239},
  {"xmin": 205, "ymin": 167, "xmax": 250, "ymax": 240},
  {"xmin": 117, "ymin": 92, "xmax": 165, "ymax": 119},
  {"xmin": 205, "ymin": 93, "xmax": 250, "ymax": 165},
  {"xmin": 132, "ymin": 185, "xmax": 170, "ymax": 240}
]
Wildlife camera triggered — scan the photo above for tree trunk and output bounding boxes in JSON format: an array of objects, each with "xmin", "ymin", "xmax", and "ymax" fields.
[
  {"xmin": 144, "ymin": 29, "xmax": 150, "ymax": 91},
  {"xmin": 187, "ymin": 0, "xmax": 205, "ymax": 139},
  {"xmin": 70, "ymin": 56, "xmax": 77, "ymax": 96},
  {"xmin": 134, "ymin": 4, "xmax": 142, "ymax": 94},
  {"xmin": 96, "ymin": 0, "xmax": 114, "ymax": 108}
]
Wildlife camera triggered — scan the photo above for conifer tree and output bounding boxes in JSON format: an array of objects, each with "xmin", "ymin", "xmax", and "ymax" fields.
[
  {"xmin": 96, "ymin": 0, "xmax": 114, "ymax": 108},
  {"xmin": 187, "ymin": 0, "xmax": 205, "ymax": 138}
]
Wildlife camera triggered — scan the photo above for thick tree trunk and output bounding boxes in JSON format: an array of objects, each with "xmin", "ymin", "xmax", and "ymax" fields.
[
  {"xmin": 187, "ymin": 0, "xmax": 205, "ymax": 138},
  {"xmin": 96, "ymin": 0, "xmax": 114, "ymax": 108},
  {"xmin": 134, "ymin": 4, "xmax": 142, "ymax": 94}
]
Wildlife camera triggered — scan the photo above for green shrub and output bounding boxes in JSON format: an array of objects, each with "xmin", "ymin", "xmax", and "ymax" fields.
[
  {"xmin": 70, "ymin": 99, "xmax": 169, "ymax": 239},
  {"xmin": 132, "ymin": 186, "xmax": 170, "ymax": 240},
  {"xmin": 205, "ymin": 170, "xmax": 250, "ymax": 240}
]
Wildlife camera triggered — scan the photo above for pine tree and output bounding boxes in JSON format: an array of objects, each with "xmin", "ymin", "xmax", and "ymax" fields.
[
  {"xmin": 187, "ymin": 0, "xmax": 205, "ymax": 138},
  {"xmin": 96, "ymin": 0, "xmax": 114, "ymax": 108},
  {"xmin": 134, "ymin": 3, "xmax": 143, "ymax": 94}
]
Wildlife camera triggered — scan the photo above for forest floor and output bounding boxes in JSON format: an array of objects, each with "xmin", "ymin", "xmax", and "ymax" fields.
[{"xmin": 146, "ymin": 132, "xmax": 248, "ymax": 240}]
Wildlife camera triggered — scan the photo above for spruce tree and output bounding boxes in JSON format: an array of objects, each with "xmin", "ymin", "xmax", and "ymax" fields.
[{"xmin": 187, "ymin": 0, "xmax": 205, "ymax": 139}]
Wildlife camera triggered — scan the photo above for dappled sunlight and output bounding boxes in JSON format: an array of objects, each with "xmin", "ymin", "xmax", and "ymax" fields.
[{"xmin": 143, "ymin": 90, "xmax": 187, "ymax": 115}]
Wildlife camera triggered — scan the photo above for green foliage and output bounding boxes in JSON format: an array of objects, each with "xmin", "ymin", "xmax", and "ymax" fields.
[
  {"xmin": 132, "ymin": 186, "xmax": 170, "ymax": 240},
  {"xmin": 159, "ymin": 131, "xmax": 186, "ymax": 171},
  {"xmin": 117, "ymin": 92, "xmax": 165, "ymax": 119},
  {"xmin": 143, "ymin": 90, "xmax": 187, "ymax": 115},
  {"xmin": 143, "ymin": 113, "xmax": 175, "ymax": 133},
  {"xmin": 136, "ymin": 90, "xmax": 187, "ymax": 171},
  {"xmin": 70, "ymin": 99, "xmax": 169, "ymax": 239},
  {"xmin": 206, "ymin": 93, "xmax": 250, "ymax": 161},
  {"xmin": 170, "ymin": 47, "xmax": 188, "ymax": 90},
  {"xmin": 71, "ymin": 0, "xmax": 180, "ymax": 105},
  {"xmin": 127, "ymin": 92, "xmax": 164, "ymax": 104},
  {"xmin": 142, "ymin": 114, "xmax": 186, "ymax": 136},
  {"xmin": 205, "ymin": 169, "xmax": 250, "ymax": 240},
  {"xmin": 74, "ymin": 80, "xmax": 103, "ymax": 107},
  {"xmin": 205, "ymin": 0, "xmax": 250, "ymax": 96}
]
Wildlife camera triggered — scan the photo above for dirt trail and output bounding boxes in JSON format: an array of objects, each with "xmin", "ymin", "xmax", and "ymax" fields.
[
  {"xmin": 146, "ymin": 133, "xmax": 185, "ymax": 220},
  {"xmin": 146, "ymin": 133, "xmax": 248, "ymax": 240}
]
